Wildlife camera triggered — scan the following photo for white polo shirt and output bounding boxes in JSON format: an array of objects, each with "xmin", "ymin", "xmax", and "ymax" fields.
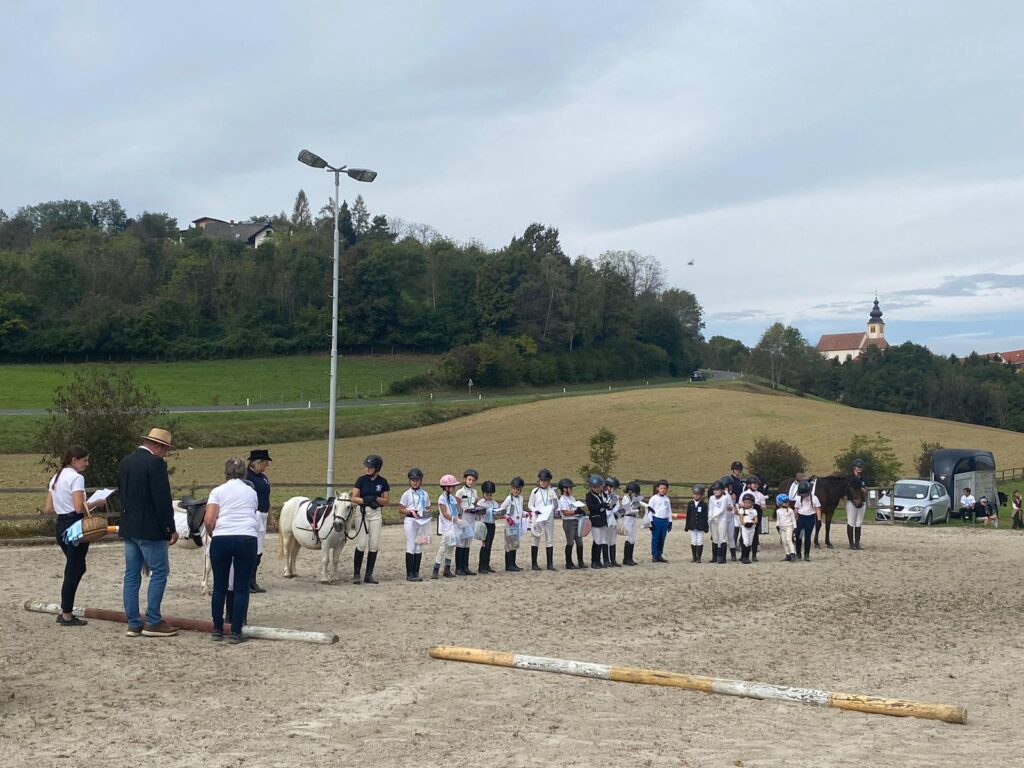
[
  {"xmin": 49, "ymin": 468, "xmax": 85, "ymax": 516},
  {"xmin": 207, "ymin": 479, "xmax": 259, "ymax": 537},
  {"xmin": 794, "ymin": 494, "xmax": 821, "ymax": 517},
  {"xmin": 647, "ymin": 493, "xmax": 672, "ymax": 519},
  {"xmin": 708, "ymin": 493, "xmax": 733, "ymax": 521}
]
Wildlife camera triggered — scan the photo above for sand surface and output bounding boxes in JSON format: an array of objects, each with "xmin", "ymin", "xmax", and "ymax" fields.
[{"xmin": 1, "ymin": 523, "xmax": 1020, "ymax": 767}]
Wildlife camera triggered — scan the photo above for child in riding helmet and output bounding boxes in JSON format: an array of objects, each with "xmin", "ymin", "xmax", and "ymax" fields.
[
  {"xmin": 707, "ymin": 480, "xmax": 735, "ymax": 564},
  {"xmin": 737, "ymin": 493, "xmax": 759, "ymax": 564},
  {"xmin": 745, "ymin": 476, "xmax": 765, "ymax": 561},
  {"xmin": 684, "ymin": 485, "xmax": 709, "ymax": 563},
  {"xmin": 528, "ymin": 469, "xmax": 558, "ymax": 571},
  {"xmin": 432, "ymin": 475, "xmax": 461, "ymax": 579},
  {"xmin": 498, "ymin": 477, "xmax": 526, "ymax": 571},
  {"xmin": 648, "ymin": 481, "xmax": 672, "ymax": 563},
  {"xmin": 585, "ymin": 474, "xmax": 609, "ymax": 568},
  {"xmin": 774, "ymin": 493, "xmax": 798, "ymax": 562},
  {"xmin": 351, "ymin": 454, "xmax": 390, "ymax": 585},
  {"xmin": 454, "ymin": 469, "xmax": 479, "ymax": 576},
  {"xmin": 793, "ymin": 480, "xmax": 821, "ymax": 561},
  {"xmin": 557, "ymin": 478, "xmax": 587, "ymax": 570},
  {"xmin": 603, "ymin": 477, "xmax": 622, "ymax": 567},
  {"xmin": 620, "ymin": 481, "xmax": 642, "ymax": 566},
  {"xmin": 477, "ymin": 480, "xmax": 499, "ymax": 574},
  {"xmin": 399, "ymin": 468, "xmax": 431, "ymax": 581}
]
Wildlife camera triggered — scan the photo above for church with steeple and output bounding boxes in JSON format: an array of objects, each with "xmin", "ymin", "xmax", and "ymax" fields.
[{"xmin": 815, "ymin": 298, "xmax": 890, "ymax": 361}]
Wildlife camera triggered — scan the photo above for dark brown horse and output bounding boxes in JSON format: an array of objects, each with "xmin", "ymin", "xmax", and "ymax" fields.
[{"xmin": 812, "ymin": 475, "xmax": 867, "ymax": 549}]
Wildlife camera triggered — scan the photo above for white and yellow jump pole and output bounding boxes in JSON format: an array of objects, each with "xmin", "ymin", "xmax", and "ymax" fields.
[{"xmin": 429, "ymin": 646, "xmax": 966, "ymax": 724}]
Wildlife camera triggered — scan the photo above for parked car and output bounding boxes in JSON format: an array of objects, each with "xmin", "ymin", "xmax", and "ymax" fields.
[
  {"xmin": 875, "ymin": 480, "xmax": 951, "ymax": 525},
  {"xmin": 690, "ymin": 370, "xmax": 706, "ymax": 382}
]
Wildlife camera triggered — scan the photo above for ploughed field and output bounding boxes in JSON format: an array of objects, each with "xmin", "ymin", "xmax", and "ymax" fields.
[{"xmin": 2, "ymin": 523, "xmax": 1020, "ymax": 767}]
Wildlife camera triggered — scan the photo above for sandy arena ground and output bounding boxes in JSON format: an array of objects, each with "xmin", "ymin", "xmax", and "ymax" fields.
[{"xmin": 1, "ymin": 523, "xmax": 1021, "ymax": 767}]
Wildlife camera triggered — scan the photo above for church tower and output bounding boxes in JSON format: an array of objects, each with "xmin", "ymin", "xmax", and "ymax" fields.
[{"xmin": 866, "ymin": 297, "xmax": 885, "ymax": 340}]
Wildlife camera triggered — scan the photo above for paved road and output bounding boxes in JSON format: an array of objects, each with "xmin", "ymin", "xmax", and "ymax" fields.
[{"xmin": 0, "ymin": 369, "xmax": 740, "ymax": 415}]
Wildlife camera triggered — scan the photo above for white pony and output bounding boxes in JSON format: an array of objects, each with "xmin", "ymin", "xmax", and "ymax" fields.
[
  {"xmin": 278, "ymin": 494, "xmax": 355, "ymax": 584},
  {"xmin": 172, "ymin": 497, "xmax": 212, "ymax": 595}
]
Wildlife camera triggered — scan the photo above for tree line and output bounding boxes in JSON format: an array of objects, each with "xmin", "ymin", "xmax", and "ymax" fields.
[{"xmin": 0, "ymin": 195, "xmax": 704, "ymax": 387}]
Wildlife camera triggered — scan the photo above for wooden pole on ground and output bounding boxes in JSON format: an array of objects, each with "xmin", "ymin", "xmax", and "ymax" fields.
[
  {"xmin": 428, "ymin": 646, "xmax": 966, "ymax": 724},
  {"xmin": 25, "ymin": 601, "xmax": 338, "ymax": 645}
]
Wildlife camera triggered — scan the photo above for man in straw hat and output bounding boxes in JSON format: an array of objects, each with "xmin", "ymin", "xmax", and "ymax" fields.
[{"xmin": 118, "ymin": 428, "xmax": 179, "ymax": 638}]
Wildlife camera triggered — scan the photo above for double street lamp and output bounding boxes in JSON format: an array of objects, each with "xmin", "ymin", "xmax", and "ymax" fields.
[{"xmin": 297, "ymin": 149, "xmax": 377, "ymax": 496}]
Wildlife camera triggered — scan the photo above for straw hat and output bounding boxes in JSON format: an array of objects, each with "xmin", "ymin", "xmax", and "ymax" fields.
[{"xmin": 141, "ymin": 428, "xmax": 174, "ymax": 448}]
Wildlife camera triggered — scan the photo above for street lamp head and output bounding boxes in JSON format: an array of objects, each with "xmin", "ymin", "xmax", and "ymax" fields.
[
  {"xmin": 297, "ymin": 149, "xmax": 329, "ymax": 169},
  {"xmin": 345, "ymin": 168, "xmax": 377, "ymax": 183}
]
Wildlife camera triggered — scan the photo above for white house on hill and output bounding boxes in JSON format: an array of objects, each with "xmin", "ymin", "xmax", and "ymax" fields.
[
  {"xmin": 192, "ymin": 217, "xmax": 274, "ymax": 248},
  {"xmin": 816, "ymin": 298, "xmax": 890, "ymax": 361}
]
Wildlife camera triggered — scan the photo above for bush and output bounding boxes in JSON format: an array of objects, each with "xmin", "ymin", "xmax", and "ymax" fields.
[
  {"xmin": 746, "ymin": 437, "xmax": 806, "ymax": 490},
  {"xmin": 914, "ymin": 441, "xmax": 943, "ymax": 479},
  {"xmin": 834, "ymin": 432, "xmax": 903, "ymax": 485},
  {"xmin": 579, "ymin": 427, "xmax": 618, "ymax": 479}
]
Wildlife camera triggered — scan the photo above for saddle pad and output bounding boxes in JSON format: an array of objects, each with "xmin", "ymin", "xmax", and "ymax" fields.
[{"xmin": 305, "ymin": 498, "xmax": 333, "ymax": 528}]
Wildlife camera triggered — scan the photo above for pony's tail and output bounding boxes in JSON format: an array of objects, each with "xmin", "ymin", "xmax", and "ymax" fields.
[{"xmin": 278, "ymin": 521, "xmax": 285, "ymax": 560}]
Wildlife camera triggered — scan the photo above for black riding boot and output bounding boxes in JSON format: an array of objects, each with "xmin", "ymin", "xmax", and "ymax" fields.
[
  {"xmin": 741, "ymin": 544, "xmax": 751, "ymax": 564},
  {"xmin": 591, "ymin": 543, "xmax": 604, "ymax": 568},
  {"xmin": 730, "ymin": 547, "xmax": 737, "ymax": 561},
  {"xmin": 751, "ymin": 530, "xmax": 759, "ymax": 562},
  {"xmin": 854, "ymin": 526, "xmax": 863, "ymax": 550},
  {"xmin": 575, "ymin": 542, "xmax": 588, "ymax": 568},
  {"xmin": 846, "ymin": 525, "xmax": 855, "ymax": 549},
  {"xmin": 623, "ymin": 541, "xmax": 637, "ymax": 566},
  {"xmin": 413, "ymin": 552, "xmax": 423, "ymax": 580},
  {"xmin": 443, "ymin": 559, "xmax": 455, "ymax": 577},
  {"xmin": 363, "ymin": 551, "xmax": 379, "ymax": 584},
  {"xmin": 564, "ymin": 545, "xmax": 576, "ymax": 569},
  {"xmin": 510, "ymin": 550, "xmax": 521, "ymax": 571},
  {"xmin": 690, "ymin": 545, "xmax": 697, "ymax": 562},
  {"xmin": 718, "ymin": 543, "xmax": 727, "ymax": 564},
  {"xmin": 504, "ymin": 551, "xmax": 512, "ymax": 571},
  {"xmin": 463, "ymin": 547, "xmax": 476, "ymax": 576},
  {"xmin": 432, "ymin": 562, "xmax": 441, "ymax": 579},
  {"xmin": 249, "ymin": 553, "xmax": 266, "ymax": 593},
  {"xmin": 696, "ymin": 544, "xmax": 703, "ymax": 563},
  {"xmin": 479, "ymin": 547, "xmax": 491, "ymax": 574},
  {"xmin": 405, "ymin": 552, "xmax": 413, "ymax": 580},
  {"xmin": 609, "ymin": 544, "xmax": 620, "ymax": 566},
  {"xmin": 545, "ymin": 546, "xmax": 556, "ymax": 571},
  {"xmin": 599, "ymin": 544, "xmax": 609, "ymax": 567},
  {"xmin": 352, "ymin": 548, "xmax": 365, "ymax": 584},
  {"xmin": 531, "ymin": 545, "xmax": 541, "ymax": 571}
]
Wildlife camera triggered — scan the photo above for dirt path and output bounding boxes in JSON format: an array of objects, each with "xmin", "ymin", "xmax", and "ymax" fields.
[{"xmin": 1, "ymin": 524, "xmax": 1020, "ymax": 767}]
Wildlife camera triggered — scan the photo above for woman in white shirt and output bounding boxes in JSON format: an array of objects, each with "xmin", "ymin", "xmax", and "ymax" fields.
[
  {"xmin": 46, "ymin": 446, "xmax": 107, "ymax": 627},
  {"xmin": 203, "ymin": 457, "xmax": 259, "ymax": 643}
]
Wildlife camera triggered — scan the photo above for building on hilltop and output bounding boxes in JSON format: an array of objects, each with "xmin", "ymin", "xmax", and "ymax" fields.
[
  {"xmin": 815, "ymin": 298, "xmax": 890, "ymax": 361},
  {"xmin": 191, "ymin": 217, "xmax": 274, "ymax": 248}
]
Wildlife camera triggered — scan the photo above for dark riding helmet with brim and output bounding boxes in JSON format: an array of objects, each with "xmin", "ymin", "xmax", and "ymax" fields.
[
  {"xmin": 558, "ymin": 477, "xmax": 575, "ymax": 490},
  {"xmin": 797, "ymin": 480, "xmax": 812, "ymax": 495},
  {"xmin": 605, "ymin": 476, "xmax": 620, "ymax": 488},
  {"xmin": 481, "ymin": 480, "xmax": 496, "ymax": 494},
  {"xmin": 711, "ymin": 480, "xmax": 725, "ymax": 491},
  {"xmin": 625, "ymin": 481, "xmax": 641, "ymax": 494},
  {"xmin": 588, "ymin": 474, "xmax": 604, "ymax": 488},
  {"xmin": 852, "ymin": 458, "xmax": 865, "ymax": 469},
  {"xmin": 364, "ymin": 454, "xmax": 384, "ymax": 471},
  {"xmin": 731, "ymin": 461, "xmax": 744, "ymax": 471},
  {"xmin": 407, "ymin": 467, "xmax": 423, "ymax": 480},
  {"xmin": 510, "ymin": 476, "xmax": 525, "ymax": 489},
  {"xmin": 463, "ymin": 468, "xmax": 479, "ymax": 479},
  {"xmin": 537, "ymin": 468, "xmax": 553, "ymax": 481}
]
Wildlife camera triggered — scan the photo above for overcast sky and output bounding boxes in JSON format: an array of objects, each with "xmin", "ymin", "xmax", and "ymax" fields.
[{"xmin": 2, "ymin": 1, "xmax": 1022, "ymax": 354}]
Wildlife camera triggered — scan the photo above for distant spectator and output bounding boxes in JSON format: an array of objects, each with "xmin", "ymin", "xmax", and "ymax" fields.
[
  {"xmin": 976, "ymin": 497, "xmax": 999, "ymax": 527},
  {"xmin": 1012, "ymin": 491, "xmax": 1023, "ymax": 530},
  {"xmin": 958, "ymin": 488, "xmax": 976, "ymax": 523}
]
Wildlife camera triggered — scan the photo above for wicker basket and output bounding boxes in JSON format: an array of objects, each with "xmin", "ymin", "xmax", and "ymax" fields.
[{"xmin": 81, "ymin": 513, "xmax": 109, "ymax": 543}]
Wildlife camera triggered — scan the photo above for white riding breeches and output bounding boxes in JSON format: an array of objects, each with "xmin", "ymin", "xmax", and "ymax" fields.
[
  {"xmin": 740, "ymin": 524, "xmax": 756, "ymax": 547},
  {"xmin": 592, "ymin": 526, "xmax": 605, "ymax": 546},
  {"xmin": 404, "ymin": 517, "xmax": 422, "ymax": 555},
  {"xmin": 605, "ymin": 521, "xmax": 617, "ymax": 546},
  {"xmin": 777, "ymin": 524, "xmax": 796, "ymax": 555},
  {"xmin": 710, "ymin": 516, "xmax": 729, "ymax": 545},
  {"xmin": 256, "ymin": 512, "xmax": 269, "ymax": 555},
  {"xmin": 689, "ymin": 530, "xmax": 705, "ymax": 546},
  {"xmin": 846, "ymin": 500, "xmax": 866, "ymax": 528},
  {"xmin": 531, "ymin": 517, "xmax": 555, "ymax": 547},
  {"xmin": 355, "ymin": 506, "xmax": 382, "ymax": 552},
  {"xmin": 622, "ymin": 516, "xmax": 638, "ymax": 544}
]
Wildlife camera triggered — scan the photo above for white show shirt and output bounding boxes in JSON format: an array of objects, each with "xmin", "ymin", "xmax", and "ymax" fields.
[
  {"xmin": 499, "ymin": 494, "xmax": 524, "ymax": 526},
  {"xmin": 776, "ymin": 504, "xmax": 796, "ymax": 528},
  {"xmin": 207, "ymin": 479, "xmax": 259, "ymax": 537},
  {"xmin": 708, "ymin": 493, "xmax": 734, "ymax": 521},
  {"xmin": 528, "ymin": 486, "xmax": 558, "ymax": 517},
  {"xmin": 437, "ymin": 491, "xmax": 459, "ymax": 533},
  {"xmin": 49, "ymin": 468, "xmax": 85, "ymax": 515},
  {"xmin": 400, "ymin": 487, "xmax": 431, "ymax": 519},
  {"xmin": 558, "ymin": 494, "xmax": 580, "ymax": 517},
  {"xmin": 647, "ymin": 493, "xmax": 672, "ymax": 519},
  {"xmin": 794, "ymin": 494, "xmax": 821, "ymax": 517}
]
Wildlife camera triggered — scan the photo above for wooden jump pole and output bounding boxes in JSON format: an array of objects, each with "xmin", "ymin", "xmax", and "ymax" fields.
[
  {"xmin": 429, "ymin": 646, "xmax": 966, "ymax": 725},
  {"xmin": 25, "ymin": 601, "xmax": 338, "ymax": 645}
]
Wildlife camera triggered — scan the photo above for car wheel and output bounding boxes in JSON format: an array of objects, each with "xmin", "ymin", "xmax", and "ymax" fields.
[{"xmin": 923, "ymin": 511, "xmax": 932, "ymax": 526}]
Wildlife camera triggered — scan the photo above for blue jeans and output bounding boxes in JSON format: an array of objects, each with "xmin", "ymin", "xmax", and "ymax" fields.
[
  {"xmin": 210, "ymin": 535, "xmax": 258, "ymax": 635},
  {"xmin": 651, "ymin": 517, "xmax": 670, "ymax": 559},
  {"xmin": 123, "ymin": 538, "xmax": 170, "ymax": 627}
]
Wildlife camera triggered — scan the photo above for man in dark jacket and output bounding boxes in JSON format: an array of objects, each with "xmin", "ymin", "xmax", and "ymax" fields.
[{"xmin": 118, "ymin": 428, "xmax": 179, "ymax": 638}]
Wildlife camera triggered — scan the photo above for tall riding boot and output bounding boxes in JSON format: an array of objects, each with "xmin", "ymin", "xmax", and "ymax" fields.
[
  {"xmin": 531, "ymin": 546, "xmax": 541, "ymax": 571},
  {"xmin": 545, "ymin": 546, "xmax": 556, "ymax": 571},
  {"xmin": 600, "ymin": 544, "xmax": 609, "ymax": 567},
  {"xmin": 405, "ymin": 552, "xmax": 414, "ymax": 581},
  {"xmin": 250, "ymin": 553, "xmax": 266, "ymax": 593},
  {"xmin": 854, "ymin": 526, "xmax": 863, "ymax": 550},
  {"xmin": 479, "ymin": 547, "xmax": 490, "ymax": 574},
  {"xmin": 690, "ymin": 545, "xmax": 697, "ymax": 562},
  {"xmin": 352, "ymin": 548, "xmax": 365, "ymax": 584},
  {"xmin": 730, "ymin": 547, "xmax": 737, "ymax": 562},
  {"xmin": 623, "ymin": 541, "xmax": 637, "ymax": 566},
  {"xmin": 432, "ymin": 562, "xmax": 441, "ymax": 580},
  {"xmin": 463, "ymin": 547, "xmax": 476, "ymax": 575},
  {"xmin": 696, "ymin": 544, "xmax": 703, "ymax": 563},
  {"xmin": 564, "ymin": 545, "xmax": 576, "ymax": 569},
  {"xmin": 741, "ymin": 544, "xmax": 751, "ymax": 564},
  {"xmin": 504, "ymin": 551, "xmax": 512, "ymax": 571},
  {"xmin": 609, "ymin": 545, "xmax": 620, "ymax": 566},
  {"xmin": 511, "ymin": 550, "xmax": 522, "ymax": 571},
  {"xmin": 413, "ymin": 552, "xmax": 423, "ymax": 581},
  {"xmin": 847, "ymin": 525, "xmax": 855, "ymax": 549},
  {"xmin": 591, "ymin": 543, "xmax": 604, "ymax": 569},
  {"xmin": 363, "ymin": 551, "xmax": 379, "ymax": 584},
  {"xmin": 718, "ymin": 543, "xmax": 727, "ymax": 564},
  {"xmin": 575, "ymin": 542, "xmax": 588, "ymax": 569},
  {"xmin": 454, "ymin": 548, "xmax": 466, "ymax": 576}
]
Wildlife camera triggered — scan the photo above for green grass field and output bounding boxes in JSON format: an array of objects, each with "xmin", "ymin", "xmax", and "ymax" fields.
[{"xmin": 0, "ymin": 354, "xmax": 438, "ymax": 408}]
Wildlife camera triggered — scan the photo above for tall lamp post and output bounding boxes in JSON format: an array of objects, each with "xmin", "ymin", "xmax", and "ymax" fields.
[{"xmin": 297, "ymin": 149, "xmax": 377, "ymax": 496}]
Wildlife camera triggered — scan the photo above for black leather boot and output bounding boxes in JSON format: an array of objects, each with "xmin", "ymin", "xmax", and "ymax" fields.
[
  {"xmin": 479, "ymin": 547, "xmax": 490, "ymax": 574},
  {"xmin": 405, "ymin": 552, "xmax": 414, "ymax": 581},
  {"xmin": 623, "ymin": 541, "xmax": 637, "ymax": 566},
  {"xmin": 531, "ymin": 546, "xmax": 541, "ymax": 571},
  {"xmin": 601, "ymin": 544, "xmax": 611, "ymax": 566},
  {"xmin": 510, "ymin": 550, "xmax": 522, "ymax": 571},
  {"xmin": 363, "ymin": 551, "xmax": 379, "ymax": 584},
  {"xmin": 564, "ymin": 545, "xmax": 576, "ymax": 569},
  {"xmin": 591, "ymin": 543, "xmax": 604, "ymax": 568},
  {"xmin": 609, "ymin": 545, "xmax": 620, "ymax": 566},
  {"xmin": 352, "ymin": 548, "xmax": 365, "ymax": 584},
  {"xmin": 696, "ymin": 545, "xmax": 703, "ymax": 563},
  {"xmin": 717, "ymin": 543, "xmax": 727, "ymax": 564},
  {"xmin": 854, "ymin": 526, "xmax": 863, "ymax": 550},
  {"xmin": 545, "ymin": 546, "xmax": 556, "ymax": 571},
  {"xmin": 505, "ymin": 551, "xmax": 512, "ymax": 571},
  {"xmin": 730, "ymin": 547, "xmax": 737, "ymax": 562},
  {"xmin": 443, "ymin": 561, "xmax": 455, "ymax": 577},
  {"xmin": 690, "ymin": 545, "xmax": 697, "ymax": 562},
  {"xmin": 847, "ymin": 525, "xmax": 855, "ymax": 549},
  {"xmin": 741, "ymin": 544, "xmax": 751, "ymax": 564},
  {"xmin": 249, "ymin": 553, "xmax": 266, "ymax": 593},
  {"xmin": 575, "ymin": 542, "xmax": 588, "ymax": 568},
  {"xmin": 463, "ymin": 547, "xmax": 476, "ymax": 576}
]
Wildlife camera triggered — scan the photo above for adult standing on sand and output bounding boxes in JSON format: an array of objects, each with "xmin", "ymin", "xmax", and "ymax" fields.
[
  {"xmin": 846, "ymin": 458, "xmax": 869, "ymax": 550},
  {"xmin": 118, "ymin": 428, "xmax": 178, "ymax": 638},
  {"xmin": 246, "ymin": 449, "xmax": 272, "ymax": 593}
]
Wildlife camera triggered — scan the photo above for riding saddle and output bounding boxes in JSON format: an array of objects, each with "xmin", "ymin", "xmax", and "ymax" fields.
[
  {"xmin": 305, "ymin": 498, "xmax": 335, "ymax": 529},
  {"xmin": 179, "ymin": 494, "xmax": 208, "ymax": 547}
]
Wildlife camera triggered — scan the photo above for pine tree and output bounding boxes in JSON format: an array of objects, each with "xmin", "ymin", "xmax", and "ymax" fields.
[
  {"xmin": 352, "ymin": 194, "xmax": 370, "ymax": 236},
  {"xmin": 291, "ymin": 189, "xmax": 312, "ymax": 228}
]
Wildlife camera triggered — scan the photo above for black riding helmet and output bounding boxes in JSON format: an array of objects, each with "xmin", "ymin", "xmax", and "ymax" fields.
[
  {"xmin": 481, "ymin": 480, "xmax": 496, "ymax": 494},
  {"xmin": 852, "ymin": 458, "xmax": 865, "ymax": 468},
  {"xmin": 747, "ymin": 475, "xmax": 760, "ymax": 485},
  {"xmin": 625, "ymin": 481, "xmax": 641, "ymax": 494},
  {"xmin": 407, "ymin": 467, "xmax": 423, "ymax": 480},
  {"xmin": 605, "ymin": 476, "xmax": 620, "ymax": 489},
  {"xmin": 537, "ymin": 468, "xmax": 553, "ymax": 481},
  {"xmin": 364, "ymin": 454, "xmax": 384, "ymax": 471},
  {"xmin": 797, "ymin": 480, "xmax": 812, "ymax": 495},
  {"xmin": 510, "ymin": 476, "xmax": 525, "ymax": 489},
  {"xmin": 463, "ymin": 468, "xmax": 479, "ymax": 479},
  {"xmin": 731, "ymin": 461, "xmax": 744, "ymax": 471},
  {"xmin": 588, "ymin": 474, "xmax": 604, "ymax": 488},
  {"xmin": 711, "ymin": 480, "xmax": 724, "ymax": 491},
  {"xmin": 692, "ymin": 484, "xmax": 705, "ymax": 495},
  {"xmin": 557, "ymin": 477, "xmax": 575, "ymax": 490}
]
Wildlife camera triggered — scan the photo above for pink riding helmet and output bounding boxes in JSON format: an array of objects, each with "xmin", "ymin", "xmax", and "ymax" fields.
[{"xmin": 439, "ymin": 474, "xmax": 458, "ymax": 487}]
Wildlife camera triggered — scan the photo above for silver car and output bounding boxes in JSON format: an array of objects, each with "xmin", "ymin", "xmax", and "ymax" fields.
[{"xmin": 875, "ymin": 480, "xmax": 951, "ymax": 525}]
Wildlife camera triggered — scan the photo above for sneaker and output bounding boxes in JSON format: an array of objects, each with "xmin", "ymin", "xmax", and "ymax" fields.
[
  {"xmin": 249, "ymin": 583, "xmax": 267, "ymax": 594},
  {"xmin": 57, "ymin": 615, "xmax": 87, "ymax": 627},
  {"xmin": 126, "ymin": 625, "xmax": 144, "ymax": 637},
  {"xmin": 141, "ymin": 621, "xmax": 179, "ymax": 637},
  {"xmin": 210, "ymin": 630, "xmax": 224, "ymax": 642},
  {"xmin": 227, "ymin": 633, "xmax": 248, "ymax": 644}
]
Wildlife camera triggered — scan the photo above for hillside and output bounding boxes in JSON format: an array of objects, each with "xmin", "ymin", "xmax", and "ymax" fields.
[{"xmin": 4, "ymin": 384, "xmax": 1022, "ymax": 492}]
